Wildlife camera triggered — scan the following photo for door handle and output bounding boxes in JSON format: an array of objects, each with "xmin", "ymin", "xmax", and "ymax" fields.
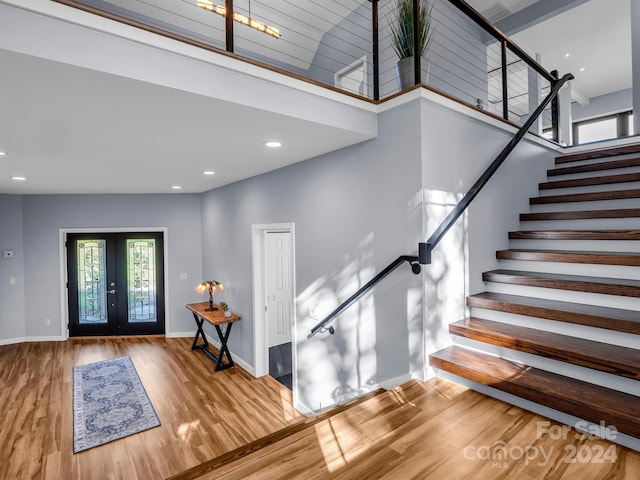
[{"xmin": 107, "ymin": 289, "xmax": 116, "ymax": 294}]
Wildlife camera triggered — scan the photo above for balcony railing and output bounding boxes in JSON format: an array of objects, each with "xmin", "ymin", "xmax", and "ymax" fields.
[{"xmin": 55, "ymin": 0, "xmax": 562, "ymax": 139}]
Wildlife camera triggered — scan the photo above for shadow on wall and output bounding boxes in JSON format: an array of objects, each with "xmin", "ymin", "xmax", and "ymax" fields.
[
  {"xmin": 423, "ymin": 189, "xmax": 469, "ymax": 370},
  {"xmin": 296, "ymin": 232, "xmax": 380, "ymax": 411}
]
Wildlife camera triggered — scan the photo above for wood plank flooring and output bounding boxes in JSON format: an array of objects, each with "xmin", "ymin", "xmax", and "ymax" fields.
[
  {"xmin": 0, "ymin": 337, "xmax": 302, "ymax": 480},
  {"xmin": 2, "ymin": 337, "xmax": 638, "ymax": 479},
  {"xmin": 181, "ymin": 379, "xmax": 640, "ymax": 480}
]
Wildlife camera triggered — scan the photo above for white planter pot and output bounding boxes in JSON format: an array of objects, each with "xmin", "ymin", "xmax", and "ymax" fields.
[{"xmin": 395, "ymin": 56, "xmax": 430, "ymax": 90}]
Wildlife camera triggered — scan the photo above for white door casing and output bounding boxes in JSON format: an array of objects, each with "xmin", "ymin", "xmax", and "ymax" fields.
[
  {"xmin": 335, "ymin": 56, "xmax": 368, "ymax": 97},
  {"xmin": 251, "ymin": 223, "xmax": 296, "ymax": 379}
]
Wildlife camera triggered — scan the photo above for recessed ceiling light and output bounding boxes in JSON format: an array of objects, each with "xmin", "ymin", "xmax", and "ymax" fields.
[
  {"xmin": 171, "ymin": 185, "xmax": 182, "ymax": 190},
  {"xmin": 202, "ymin": 170, "xmax": 216, "ymax": 175},
  {"xmin": 11, "ymin": 176, "xmax": 27, "ymax": 181},
  {"xmin": 265, "ymin": 141, "xmax": 282, "ymax": 148},
  {"xmin": 0, "ymin": 152, "xmax": 6, "ymax": 156},
  {"xmin": 580, "ymin": 67, "xmax": 586, "ymax": 72},
  {"xmin": 565, "ymin": 53, "xmax": 570, "ymax": 58}
]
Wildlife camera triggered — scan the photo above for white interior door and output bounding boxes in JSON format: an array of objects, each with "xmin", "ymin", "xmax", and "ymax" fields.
[{"xmin": 265, "ymin": 231, "xmax": 293, "ymax": 347}]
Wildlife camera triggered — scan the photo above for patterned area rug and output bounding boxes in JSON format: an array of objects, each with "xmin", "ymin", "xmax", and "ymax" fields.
[{"xmin": 73, "ymin": 356, "xmax": 160, "ymax": 453}]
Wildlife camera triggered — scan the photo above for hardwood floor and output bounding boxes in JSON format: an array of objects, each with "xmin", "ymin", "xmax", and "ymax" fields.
[
  {"xmin": 0, "ymin": 337, "xmax": 301, "ymax": 480},
  {"xmin": 2, "ymin": 337, "xmax": 638, "ymax": 479}
]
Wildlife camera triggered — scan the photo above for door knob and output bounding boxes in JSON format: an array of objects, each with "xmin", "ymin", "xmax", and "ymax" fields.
[{"xmin": 107, "ymin": 289, "xmax": 116, "ymax": 294}]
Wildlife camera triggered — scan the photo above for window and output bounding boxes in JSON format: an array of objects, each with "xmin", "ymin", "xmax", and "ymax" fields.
[{"xmin": 572, "ymin": 110, "xmax": 632, "ymax": 145}]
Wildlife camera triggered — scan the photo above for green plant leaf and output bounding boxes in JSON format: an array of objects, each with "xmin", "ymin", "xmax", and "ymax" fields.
[{"xmin": 390, "ymin": 0, "xmax": 434, "ymax": 59}]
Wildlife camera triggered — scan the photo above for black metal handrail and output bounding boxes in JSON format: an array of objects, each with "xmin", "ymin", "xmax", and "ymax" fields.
[
  {"xmin": 309, "ymin": 72, "xmax": 573, "ymax": 338},
  {"xmin": 308, "ymin": 255, "xmax": 422, "ymax": 338},
  {"xmin": 421, "ymin": 72, "xmax": 573, "ymax": 263},
  {"xmin": 447, "ymin": 0, "xmax": 555, "ymax": 83}
]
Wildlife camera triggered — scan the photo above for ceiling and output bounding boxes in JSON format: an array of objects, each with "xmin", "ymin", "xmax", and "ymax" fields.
[
  {"xmin": 469, "ymin": 0, "xmax": 631, "ymax": 100},
  {"xmin": 0, "ymin": 0, "xmax": 632, "ymax": 195},
  {"xmin": 0, "ymin": 48, "xmax": 371, "ymax": 195}
]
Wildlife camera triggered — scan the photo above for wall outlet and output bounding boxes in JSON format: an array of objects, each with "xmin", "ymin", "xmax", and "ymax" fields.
[
  {"xmin": 3, "ymin": 250, "xmax": 14, "ymax": 259},
  {"xmin": 309, "ymin": 304, "xmax": 318, "ymax": 319},
  {"xmin": 179, "ymin": 273, "xmax": 188, "ymax": 280},
  {"xmin": 9, "ymin": 277, "xmax": 16, "ymax": 285},
  {"xmin": 44, "ymin": 318, "xmax": 51, "ymax": 326}
]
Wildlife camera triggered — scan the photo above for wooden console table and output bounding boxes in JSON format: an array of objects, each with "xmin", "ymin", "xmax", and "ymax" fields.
[{"xmin": 186, "ymin": 302, "xmax": 241, "ymax": 371}]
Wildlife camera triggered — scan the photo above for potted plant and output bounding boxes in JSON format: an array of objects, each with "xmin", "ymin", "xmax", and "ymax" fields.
[
  {"xmin": 219, "ymin": 302, "xmax": 232, "ymax": 317},
  {"xmin": 390, "ymin": 0, "xmax": 434, "ymax": 90}
]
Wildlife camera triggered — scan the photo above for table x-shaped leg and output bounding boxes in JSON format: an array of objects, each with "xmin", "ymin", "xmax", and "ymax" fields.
[{"xmin": 190, "ymin": 312, "xmax": 235, "ymax": 371}]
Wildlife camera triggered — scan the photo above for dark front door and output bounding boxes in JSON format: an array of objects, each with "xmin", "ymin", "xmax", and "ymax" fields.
[{"xmin": 67, "ymin": 232, "xmax": 165, "ymax": 336}]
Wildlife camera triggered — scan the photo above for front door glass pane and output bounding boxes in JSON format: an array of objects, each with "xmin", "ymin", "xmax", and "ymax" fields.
[
  {"xmin": 127, "ymin": 239, "xmax": 157, "ymax": 323},
  {"xmin": 77, "ymin": 240, "xmax": 107, "ymax": 324}
]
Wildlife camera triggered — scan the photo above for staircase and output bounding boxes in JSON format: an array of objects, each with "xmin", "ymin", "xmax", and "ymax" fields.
[{"xmin": 430, "ymin": 144, "xmax": 640, "ymax": 448}]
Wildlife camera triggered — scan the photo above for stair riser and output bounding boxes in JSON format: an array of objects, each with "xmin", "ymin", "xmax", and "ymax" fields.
[
  {"xmin": 509, "ymin": 231, "xmax": 640, "ymax": 241},
  {"xmin": 556, "ymin": 149, "xmax": 640, "ymax": 166},
  {"xmin": 484, "ymin": 282, "xmax": 640, "ymax": 312},
  {"xmin": 520, "ymin": 217, "xmax": 640, "ymax": 230},
  {"xmin": 451, "ymin": 336, "xmax": 640, "ymax": 395},
  {"xmin": 485, "ymin": 273, "xmax": 640, "ymax": 299},
  {"xmin": 529, "ymin": 199, "xmax": 640, "ymax": 213},
  {"xmin": 463, "ymin": 307, "xmax": 640, "ymax": 351},
  {"xmin": 496, "ymin": 259, "xmax": 640, "ymax": 279},
  {"xmin": 508, "ymin": 238, "xmax": 640, "ymax": 253},
  {"xmin": 548, "ymin": 165, "xmax": 640, "ymax": 181},
  {"xmin": 497, "ymin": 249, "xmax": 640, "ymax": 266},
  {"xmin": 468, "ymin": 299, "xmax": 640, "ymax": 338},
  {"xmin": 535, "ymin": 181, "xmax": 640, "ymax": 196}
]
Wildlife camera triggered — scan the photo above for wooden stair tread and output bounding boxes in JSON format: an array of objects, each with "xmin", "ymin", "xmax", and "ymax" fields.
[
  {"xmin": 539, "ymin": 172, "xmax": 640, "ymax": 189},
  {"xmin": 450, "ymin": 317, "xmax": 640, "ymax": 380},
  {"xmin": 556, "ymin": 144, "xmax": 640, "ymax": 164},
  {"xmin": 483, "ymin": 269, "xmax": 640, "ymax": 297},
  {"xmin": 548, "ymin": 157, "xmax": 640, "ymax": 176},
  {"xmin": 521, "ymin": 208, "xmax": 640, "ymax": 221},
  {"xmin": 530, "ymin": 188, "xmax": 640, "ymax": 204},
  {"xmin": 509, "ymin": 230, "xmax": 640, "ymax": 240},
  {"xmin": 496, "ymin": 248, "xmax": 640, "ymax": 266},
  {"xmin": 467, "ymin": 292, "xmax": 640, "ymax": 334},
  {"xmin": 166, "ymin": 388, "xmax": 389, "ymax": 480},
  {"xmin": 429, "ymin": 346, "xmax": 640, "ymax": 438}
]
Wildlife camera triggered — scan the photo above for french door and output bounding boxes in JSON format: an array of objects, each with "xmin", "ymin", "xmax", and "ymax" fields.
[{"xmin": 66, "ymin": 232, "xmax": 165, "ymax": 336}]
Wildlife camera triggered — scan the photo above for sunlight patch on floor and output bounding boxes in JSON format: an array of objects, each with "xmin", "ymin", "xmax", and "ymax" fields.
[
  {"xmin": 176, "ymin": 419, "xmax": 201, "ymax": 443},
  {"xmin": 280, "ymin": 388, "xmax": 299, "ymax": 421}
]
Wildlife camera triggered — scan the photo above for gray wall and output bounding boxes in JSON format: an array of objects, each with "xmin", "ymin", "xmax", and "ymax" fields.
[
  {"xmin": 201, "ymin": 100, "xmax": 424, "ymax": 411},
  {"xmin": 307, "ymin": 1, "xmax": 372, "ymax": 93},
  {"xmin": 418, "ymin": 97, "xmax": 555, "ymax": 360},
  {"xmin": 572, "ymin": 88, "xmax": 633, "ymax": 122},
  {"xmin": 0, "ymin": 195, "xmax": 26, "ymax": 341},
  {"xmin": 200, "ymin": 92, "xmax": 556, "ymax": 411},
  {"xmin": 13, "ymin": 194, "xmax": 203, "ymax": 338},
  {"xmin": 0, "ymin": 94, "xmax": 557, "ymax": 414},
  {"xmin": 307, "ymin": 0, "xmax": 489, "ymax": 102}
]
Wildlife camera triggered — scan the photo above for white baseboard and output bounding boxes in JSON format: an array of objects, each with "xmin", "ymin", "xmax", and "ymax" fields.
[
  {"xmin": 204, "ymin": 333, "xmax": 255, "ymax": 376},
  {"xmin": 295, "ymin": 369, "xmax": 427, "ymax": 417},
  {"xmin": 26, "ymin": 335, "xmax": 67, "ymax": 342},
  {"xmin": 0, "ymin": 335, "xmax": 67, "ymax": 346},
  {"xmin": 0, "ymin": 337, "xmax": 26, "ymax": 346},
  {"xmin": 165, "ymin": 331, "xmax": 196, "ymax": 338}
]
